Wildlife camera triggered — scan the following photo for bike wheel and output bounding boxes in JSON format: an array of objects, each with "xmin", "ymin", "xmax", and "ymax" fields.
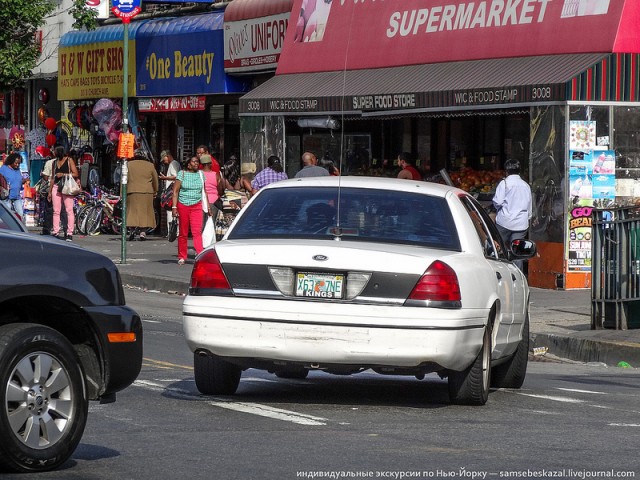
[
  {"xmin": 75, "ymin": 205, "xmax": 91, "ymax": 235},
  {"xmin": 84, "ymin": 206, "xmax": 103, "ymax": 236}
]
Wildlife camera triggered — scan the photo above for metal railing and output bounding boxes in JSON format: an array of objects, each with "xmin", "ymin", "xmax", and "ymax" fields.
[{"xmin": 592, "ymin": 206, "xmax": 640, "ymax": 329}]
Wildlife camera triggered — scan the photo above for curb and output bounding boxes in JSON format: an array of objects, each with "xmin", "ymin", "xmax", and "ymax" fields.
[
  {"xmin": 531, "ymin": 333, "xmax": 640, "ymax": 368},
  {"xmin": 120, "ymin": 272, "xmax": 189, "ymax": 296}
]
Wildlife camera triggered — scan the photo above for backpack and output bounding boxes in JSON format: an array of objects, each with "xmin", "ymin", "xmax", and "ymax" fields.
[
  {"xmin": 160, "ymin": 182, "xmax": 174, "ymax": 210},
  {"xmin": 0, "ymin": 173, "xmax": 9, "ymax": 200}
]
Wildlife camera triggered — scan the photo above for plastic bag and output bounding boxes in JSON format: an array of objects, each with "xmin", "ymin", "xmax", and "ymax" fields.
[
  {"xmin": 61, "ymin": 174, "xmax": 81, "ymax": 196},
  {"xmin": 202, "ymin": 216, "xmax": 216, "ymax": 247}
]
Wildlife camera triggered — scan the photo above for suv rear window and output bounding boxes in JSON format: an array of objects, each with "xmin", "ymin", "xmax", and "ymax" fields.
[{"xmin": 229, "ymin": 186, "xmax": 460, "ymax": 251}]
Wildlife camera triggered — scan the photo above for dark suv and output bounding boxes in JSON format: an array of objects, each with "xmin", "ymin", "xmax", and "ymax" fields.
[{"xmin": 0, "ymin": 230, "xmax": 143, "ymax": 472}]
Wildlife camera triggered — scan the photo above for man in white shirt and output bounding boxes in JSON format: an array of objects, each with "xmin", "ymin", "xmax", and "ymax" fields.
[
  {"xmin": 158, "ymin": 150, "xmax": 182, "ymax": 231},
  {"xmin": 492, "ymin": 159, "xmax": 532, "ymax": 271}
]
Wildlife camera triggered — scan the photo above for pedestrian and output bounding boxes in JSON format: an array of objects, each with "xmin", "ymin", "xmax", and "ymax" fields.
[
  {"xmin": 396, "ymin": 152, "xmax": 422, "ymax": 180},
  {"xmin": 172, "ymin": 155, "xmax": 212, "ymax": 265},
  {"xmin": 294, "ymin": 151, "xmax": 329, "ymax": 178},
  {"xmin": 319, "ymin": 158, "xmax": 340, "ymax": 176},
  {"xmin": 47, "ymin": 146, "xmax": 79, "ymax": 241},
  {"xmin": 200, "ymin": 153, "xmax": 224, "ymax": 222},
  {"xmin": 126, "ymin": 150, "xmax": 159, "ymax": 241},
  {"xmin": 158, "ymin": 150, "xmax": 181, "ymax": 233},
  {"xmin": 219, "ymin": 155, "xmax": 254, "ymax": 203},
  {"xmin": 251, "ymin": 155, "xmax": 288, "ymax": 191},
  {"xmin": 196, "ymin": 144, "xmax": 221, "ymax": 173},
  {"xmin": 492, "ymin": 159, "xmax": 532, "ymax": 271},
  {"xmin": 0, "ymin": 153, "xmax": 28, "ymax": 219}
]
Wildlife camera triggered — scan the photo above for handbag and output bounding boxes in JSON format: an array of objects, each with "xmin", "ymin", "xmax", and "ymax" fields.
[
  {"xmin": 160, "ymin": 182, "xmax": 174, "ymax": 210},
  {"xmin": 202, "ymin": 216, "xmax": 216, "ymax": 247},
  {"xmin": 168, "ymin": 219, "xmax": 178, "ymax": 242},
  {"xmin": 61, "ymin": 174, "xmax": 81, "ymax": 196}
]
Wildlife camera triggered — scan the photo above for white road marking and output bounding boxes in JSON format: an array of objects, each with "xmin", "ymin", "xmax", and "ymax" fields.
[
  {"xmin": 133, "ymin": 379, "xmax": 329, "ymax": 426},
  {"xmin": 142, "ymin": 319, "xmax": 161, "ymax": 324},
  {"xmin": 208, "ymin": 401, "xmax": 327, "ymax": 426},
  {"xmin": 512, "ymin": 392, "xmax": 585, "ymax": 403},
  {"xmin": 609, "ymin": 423, "xmax": 640, "ymax": 427},
  {"xmin": 556, "ymin": 388, "xmax": 607, "ymax": 395}
]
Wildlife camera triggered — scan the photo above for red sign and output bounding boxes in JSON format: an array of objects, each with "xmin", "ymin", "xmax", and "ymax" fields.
[
  {"xmin": 138, "ymin": 96, "xmax": 207, "ymax": 112},
  {"xmin": 277, "ymin": 0, "xmax": 640, "ymax": 74}
]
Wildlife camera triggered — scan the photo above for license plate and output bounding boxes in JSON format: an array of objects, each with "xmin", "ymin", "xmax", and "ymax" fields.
[{"xmin": 296, "ymin": 272, "xmax": 344, "ymax": 299}]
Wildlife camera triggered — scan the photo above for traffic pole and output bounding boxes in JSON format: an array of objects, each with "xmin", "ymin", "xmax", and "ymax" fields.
[{"xmin": 120, "ymin": 20, "xmax": 129, "ymax": 264}]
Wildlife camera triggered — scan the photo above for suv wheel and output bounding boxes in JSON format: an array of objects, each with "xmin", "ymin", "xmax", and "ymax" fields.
[{"xmin": 0, "ymin": 324, "xmax": 88, "ymax": 473}]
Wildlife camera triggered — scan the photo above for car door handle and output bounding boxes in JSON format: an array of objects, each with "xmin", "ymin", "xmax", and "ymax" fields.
[{"xmin": 496, "ymin": 272, "xmax": 502, "ymax": 280}]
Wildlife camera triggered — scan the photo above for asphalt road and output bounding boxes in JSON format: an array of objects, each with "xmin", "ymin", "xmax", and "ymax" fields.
[{"xmin": 7, "ymin": 289, "xmax": 639, "ymax": 480}]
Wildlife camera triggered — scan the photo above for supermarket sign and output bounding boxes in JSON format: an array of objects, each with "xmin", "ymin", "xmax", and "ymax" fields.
[
  {"xmin": 138, "ymin": 96, "xmax": 206, "ymax": 112},
  {"xmin": 277, "ymin": 0, "xmax": 640, "ymax": 74}
]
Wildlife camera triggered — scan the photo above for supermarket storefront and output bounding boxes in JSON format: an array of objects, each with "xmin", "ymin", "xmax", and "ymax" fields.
[{"xmin": 238, "ymin": 0, "xmax": 640, "ymax": 289}]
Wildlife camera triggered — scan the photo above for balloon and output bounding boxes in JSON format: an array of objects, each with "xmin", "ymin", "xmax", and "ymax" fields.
[
  {"xmin": 37, "ymin": 106, "xmax": 48, "ymax": 125},
  {"xmin": 38, "ymin": 88, "xmax": 50, "ymax": 104},
  {"xmin": 46, "ymin": 133, "xmax": 57, "ymax": 147},
  {"xmin": 44, "ymin": 117, "xmax": 57, "ymax": 131}
]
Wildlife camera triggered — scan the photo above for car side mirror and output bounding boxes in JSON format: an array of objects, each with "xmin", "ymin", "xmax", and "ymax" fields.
[{"xmin": 510, "ymin": 239, "xmax": 536, "ymax": 258}]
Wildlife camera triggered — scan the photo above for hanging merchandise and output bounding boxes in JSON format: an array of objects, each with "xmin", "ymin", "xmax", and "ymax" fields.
[
  {"xmin": 92, "ymin": 98, "xmax": 122, "ymax": 144},
  {"xmin": 44, "ymin": 117, "xmax": 57, "ymax": 131},
  {"xmin": 37, "ymin": 106, "xmax": 49, "ymax": 125}
]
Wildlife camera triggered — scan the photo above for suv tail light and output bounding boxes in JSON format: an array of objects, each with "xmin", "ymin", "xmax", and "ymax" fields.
[
  {"xmin": 408, "ymin": 260, "xmax": 461, "ymax": 303},
  {"xmin": 191, "ymin": 250, "xmax": 232, "ymax": 291}
]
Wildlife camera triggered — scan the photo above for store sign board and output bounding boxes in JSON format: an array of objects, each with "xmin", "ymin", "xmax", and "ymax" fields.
[
  {"xmin": 224, "ymin": 12, "xmax": 289, "ymax": 73},
  {"xmin": 58, "ymin": 42, "xmax": 137, "ymax": 100},
  {"xmin": 241, "ymin": 83, "xmax": 565, "ymax": 114},
  {"xmin": 138, "ymin": 96, "xmax": 206, "ymax": 112},
  {"xmin": 277, "ymin": 0, "xmax": 639, "ymax": 74},
  {"xmin": 136, "ymin": 29, "xmax": 244, "ymax": 96},
  {"xmin": 85, "ymin": 0, "xmax": 109, "ymax": 19}
]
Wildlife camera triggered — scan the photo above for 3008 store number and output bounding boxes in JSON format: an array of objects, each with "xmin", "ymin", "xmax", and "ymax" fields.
[{"xmin": 532, "ymin": 87, "xmax": 552, "ymax": 99}]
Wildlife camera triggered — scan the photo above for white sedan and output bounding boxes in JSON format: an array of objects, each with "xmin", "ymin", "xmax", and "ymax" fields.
[{"xmin": 183, "ymin": 177, "xmax": 536, "ymax": 405}]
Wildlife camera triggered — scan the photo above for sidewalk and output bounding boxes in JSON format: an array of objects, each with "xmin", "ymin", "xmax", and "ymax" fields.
[{"xmin": 64, "ymin": 231, "xmax": 640, "ymax": 369}]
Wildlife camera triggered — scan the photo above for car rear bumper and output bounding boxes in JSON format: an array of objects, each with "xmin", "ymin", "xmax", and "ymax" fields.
[{"xmin": 183, "ymin": 297, "xmax": 487, "ymax": 372}]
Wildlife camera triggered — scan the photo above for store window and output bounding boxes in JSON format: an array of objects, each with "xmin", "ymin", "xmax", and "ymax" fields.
[{"xmin": 613, "ymin": 106, "xmax": 640, "ymax": 206}]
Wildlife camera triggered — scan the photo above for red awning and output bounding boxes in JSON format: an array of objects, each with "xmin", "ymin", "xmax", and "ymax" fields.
[{"xmin": 224, "ymin": 0, "xmax": 293, "ymax": 22}]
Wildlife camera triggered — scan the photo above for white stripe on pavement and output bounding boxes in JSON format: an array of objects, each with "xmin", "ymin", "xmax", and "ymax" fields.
[
  {"xmin": 556, "ymin": 388, "xmax": 607, "ymax": 395},
  {"xmin": 134, "ymin": 380, "xmax": 328, "ymax": 426},
  {"xmin": 208, "ymin": 401, "xmax": 327, "ymax": 426}
]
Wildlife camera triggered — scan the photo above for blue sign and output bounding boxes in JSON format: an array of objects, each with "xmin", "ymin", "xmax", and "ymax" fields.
[
  {"xmin": 113, "ymin": 0, "xmax": 141, "ymax": 14},
  {"xmin": 112, "ymin": 0, "xmax": 142, "ymax": 21},
  {"xmin": 135, "ymin": 14, "xmax": 249, "ymax": 96}
]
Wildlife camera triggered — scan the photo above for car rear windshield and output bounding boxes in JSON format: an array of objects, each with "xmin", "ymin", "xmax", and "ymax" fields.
[{"xmin": 229, "ymin": 186, "xmax": 461, "ymax": 250}]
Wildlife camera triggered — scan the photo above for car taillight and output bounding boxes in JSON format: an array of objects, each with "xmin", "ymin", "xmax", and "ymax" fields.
[
  {"xmin": 408, "ymin": 260, "xmax": 461, "ymax": 302},
  {"xmin": 191, "ymin": 250, "xmax": 231, "ymax": 290}
]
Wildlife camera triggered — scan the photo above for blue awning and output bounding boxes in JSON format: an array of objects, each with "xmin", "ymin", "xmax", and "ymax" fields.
[
  {"xmin": 59, "ymin": 21, "xmax": 149, "ymax": 47},
  {"xmin": 59, "ymin": 12, "xmax": 224, "ymax": 47}
]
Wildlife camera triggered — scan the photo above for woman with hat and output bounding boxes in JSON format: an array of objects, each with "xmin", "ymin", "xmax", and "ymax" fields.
[{"xmin": 200, "ymin": 154, "xmax": 224, "ymax": 222}]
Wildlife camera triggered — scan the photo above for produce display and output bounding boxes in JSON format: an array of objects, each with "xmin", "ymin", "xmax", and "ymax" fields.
[{"xmin": 449, "ymin": 167, "xmax": 505, "ymax": 194}]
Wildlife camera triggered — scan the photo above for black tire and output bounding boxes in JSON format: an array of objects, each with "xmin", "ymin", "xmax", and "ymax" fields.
[
  {"xmin": 75, "ymin": 205, "xmax": 91, "ymax": 235},
  {"xmin": 491, "ymin": 312, "xmax": 529, "ymax": 389},
  {"xmin": 84, "ymin": 206, "xmax": 103, "ymax": 236},
  {"xmin": 0, "ymin": 323, "xmax": 88, "ymax": 473},
  {"xmin": 193, "ymin": 353, "xmax": 241, "ymax": 395},
  {"xmin": 275, "ymin": 369, "xmax": 309, "ymax": 380},
  {"xmin": 448, "ymin": 326, "xmax": 491, "ymax": 406}
]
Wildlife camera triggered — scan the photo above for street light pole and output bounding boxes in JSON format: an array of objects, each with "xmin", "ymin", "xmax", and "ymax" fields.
[{"xmin": 120, "ymin": 21, "xmax": 129, "ymax": 265}]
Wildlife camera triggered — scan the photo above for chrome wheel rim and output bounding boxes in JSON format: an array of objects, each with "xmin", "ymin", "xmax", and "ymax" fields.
[{"xmin": 5, "ymin": 351, "xmax": 74, "ymax": 449}]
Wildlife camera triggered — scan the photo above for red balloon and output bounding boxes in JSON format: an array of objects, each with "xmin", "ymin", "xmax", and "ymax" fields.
[
  {"xmin": 46, "ymin": 134, "xmax": 57, "ymax": 147},
  {"xmin": 44, "ymin": 117, "xmax": 57, "ymax": 131}
]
